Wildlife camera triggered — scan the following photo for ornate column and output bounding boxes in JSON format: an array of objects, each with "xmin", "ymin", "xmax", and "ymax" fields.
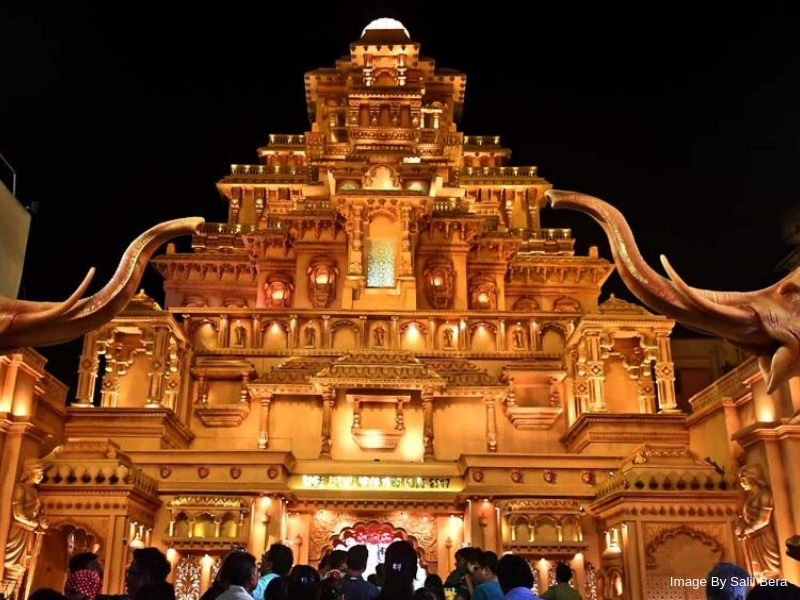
[
  {"xmin": 74, "ymin": 331, "xmax": 101, "ymax": 407},
  {"xmin": 422, "ymin": 388, "xmax": 435, "ymax": 460},
  {"xmin": 254, "ymin": 318, "xmax": 264, "ymax": 348},
  {"xmin": 322, "ymin": 316, "xmax": 331, "ymax": 349},
  {"xmin": 428, "ymin": 317, "xmax": 436, "ymax": 349},
  {"xmin": 391, "ymin": 316, "xmax": 399, "ymax": 349},
  {"xmin": 256, "ymin": 393, "xmax": 272, "ymax": 449},
  {"xmin": 320, "ymin": 388, "xmax": 335, "ymax": 459},
  {"xmin": 145, "ymin": 326, "xmax": 170, "ymax": 407},
  {"xmin": 584, "ymin": 332, "xmax": 607, "ymax": 412},
  {"xmin": 459, "ymin": 319, "xmax": 468, "ymax": 350},
  {"xmin": 498, "ymin": 318, "xmax": 506, "ymax": 351},
  {"xmin": 527, "ymin": 188, "xmax": 539, "ymax": 229},
  {"xmin": 348, "ymin": 205, "xmax": 364, "ymax": 276},
  {"xmin": 399, "ymin": 205, "xmax": 412, "ymax": 277},
  {"xmin": 195, "ymin": 376, "xmax": 209, "ymax": 404},
  {"xmin": 289, "ymin": 315, "xmax": 298, "ymax": 349},
  {"xmin": 485, "ymin": 394, "xmax": 498, "ymax": 452},
  {"xmin": 637, "ymin": 361, "xmax": 657, "ymax": 414},
  {"xmin": 182, "ymin": 315, "xmax": 192, "ymax": 338},
  {"xmin": 530, "ymin": 320, "xmax": 540, "ymax": 351},
  {"xmin": 218, "ymin": 315, "xmax": 229, "ymax": 348},
  {"xmin": 359, "ymin": 316, "xmax": 368, "ymax": 348},
  {"xmin": 654, "ymin": 332, "xmax": 679, "ymax": 413}
]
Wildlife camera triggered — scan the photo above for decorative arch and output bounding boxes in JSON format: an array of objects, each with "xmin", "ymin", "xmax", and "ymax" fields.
[
  {"xmin": 182, "ymin": 295, "xmax": 208, "ymax": 308},
  {"xmin": 513, "ymin": 297, "xmax": 540, "ymax": 311},
  {"xmin": 364, "ymin": 165, "xmax": 401, "ymax": 190},
  {"xmin": 645, "ymin": 525, "xmax": 726, "ymax": 569},
  {"xmin": 553, "ymin": 296, "xmax": 581, "ymax": 313},
  {"xmin": 338, "ymin": 180, "xmax": 360, "ymax": 193},
  {"xmin": 327, "ymin": 520, "xmax": 429, "ymax": 574}
]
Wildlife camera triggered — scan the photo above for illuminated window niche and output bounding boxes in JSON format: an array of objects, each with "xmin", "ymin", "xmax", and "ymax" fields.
[
  {"xmin": 348, "ymin": 393, "xmax": 409, "ymax": 450},
  {"xmin": 366, "ymin": 214, "xmax": 398, "ymax": 288},
  {"xmin": 307, "ymin": 257, "xmax": 339, "ymax": 308},
  {"xmin": 469, "ymin": 275, "xmax": 497, "ymax": 310},
  {"xmin": 423, "ymin": 257, "xmax": 455, "ymax": 309},
  {"xmin": 264, "ymin": 272, "xmax": 294, "ymax": 308}
]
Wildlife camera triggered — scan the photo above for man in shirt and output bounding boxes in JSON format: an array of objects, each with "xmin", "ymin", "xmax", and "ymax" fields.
[
  {"xmin": 340, "ymin": 545, "xmax": 378, "ymax": 600},
  {"xmin": 215, "ymin": 552, "xmax": 259, "ymax": 600},
  {"xmin": 541, "ymin": 563, "xmax": 582, "ymax": 600},
  {"xmin": 253, "ymin": 543, "xmax": 293, "ymax": 600},
  {"xmin": 465, "ymin": 551, "xmax": 503, "ymax": 600}
]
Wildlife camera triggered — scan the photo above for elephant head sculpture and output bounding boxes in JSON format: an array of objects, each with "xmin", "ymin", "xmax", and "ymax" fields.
[
  {"xmin": 0, "ymin": 217, "xmax": 204, "ymax": 351},
  {"xmin": 546, "ymin": 190, "xmax": 799, "ymax": 394}
]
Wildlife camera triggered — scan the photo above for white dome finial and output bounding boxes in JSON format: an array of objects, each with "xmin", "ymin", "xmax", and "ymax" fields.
[{"xmin": 361, "ymin": 18, "xmax": 410, "ymax": 38}]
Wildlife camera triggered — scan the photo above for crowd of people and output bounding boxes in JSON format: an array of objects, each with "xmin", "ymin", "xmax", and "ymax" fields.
[{"xmin": 22, "ymin": 541, "xmax": 584, "ymax": 600}]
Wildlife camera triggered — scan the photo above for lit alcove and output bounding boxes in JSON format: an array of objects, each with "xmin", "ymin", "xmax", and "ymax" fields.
[
  {"xmin": 367, "ymin": 214, "xmax": 398, "ymax": 288},
  {"xmin": 192, "ymin": 513, "xmax": 216, "ymax": 538}
]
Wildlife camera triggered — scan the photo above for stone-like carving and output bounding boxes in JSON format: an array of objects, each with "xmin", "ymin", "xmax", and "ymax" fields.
[
  {"xmin": 469, "ymin": 274, "xmax": 497, "ymax": 310},
  {"xmin": 307, "ymin": 257, "xmax": 339, "ymax": 308},
  {"xmin": 264, "ymin": 272, "xmax": 294, "ymax": 308},
  {"xmin": 735, "ymin": 463, "xmax": 781, "ymax": 578},
  {"xmin": 548, "ymin": 190, "xmax": 800, "ymax": 393},
  {"xmin": 0, "ymin": 217, "xmax": 203, "ymax": 350}
]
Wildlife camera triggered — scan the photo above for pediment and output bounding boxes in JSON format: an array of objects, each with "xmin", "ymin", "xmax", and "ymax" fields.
[{"xmin": 310, "ymin": 350, "xmax": 444, "ymax": 390}]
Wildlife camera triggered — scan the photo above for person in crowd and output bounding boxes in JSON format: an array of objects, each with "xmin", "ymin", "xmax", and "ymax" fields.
[
  {"xmin": 375, "ymin": 540, "xmax": 417, "ymax": 600},
  {"xmin": 465, "ymin": 551, "xmax": 503, "ymax": 600},
  {"xmin": 68, "ymin": 553, "xmax": 103, "ymax": 578},
  {"xmin": 340, "ymin": 544, "xmax": 378, "ymax": 600},
  {"xmin": 540, "ymin": 563, "xmax": 582, "ymax": 600},
  {"xmin": 255, "ymin": 543, "xmax": 294, "ymax": 600},
  {"xmin": 30, "ymin": 589, "xmax": 68, "ymax": 600},
  {"xmin": 65, "ymin": 569, "xmax": 102, "ymax": 600},
  {"xmin": 285, "ymin": 565, "xmax": 323, "ymax": 600},
  {"xmin": 125, "ymin": 548, "xmax": 171, "ymax": 600},
  {"xmin": 453, "ymin": 548, "xmax": 481, "ymax": 600},
  {"xmin": 134, "ymin": 581, "xmax": 175, "ymax": 600},
  {"xmin": 215, "ymin": 552, "xmax": 259, "ymax": 600},
  {"xmin": 746, "ymin": 580, "xmax": 800, "ymax": 599},
  {"xmin": 705, "ymin": 562, "xmax": 750, "ymax": 600},
  {"xmin": 423, "ymin": 574, "xmax": 445, "ymax": 600},
  {"xmin": 496, "ymin": 554, "xmax": 543, "ymax": 600},
  {"xmin": 444, "ymin": 549, "xmax": 470, "ymax": 591}
]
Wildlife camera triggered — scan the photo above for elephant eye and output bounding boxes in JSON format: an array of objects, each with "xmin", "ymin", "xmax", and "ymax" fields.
[{"xmin": 779, "ymin": 282, "xmax": 800, "ymax": 303}]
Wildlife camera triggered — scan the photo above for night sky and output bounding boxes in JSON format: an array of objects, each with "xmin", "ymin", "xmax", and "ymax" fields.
[{"xmin": 2, "ymin": 4, "xmax": 799, "ymax": 392}]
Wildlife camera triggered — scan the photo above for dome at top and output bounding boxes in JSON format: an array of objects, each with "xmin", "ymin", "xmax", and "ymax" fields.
[{"xmin": 361, "ymin": 18, "xmax": 410, "ymax": 39}]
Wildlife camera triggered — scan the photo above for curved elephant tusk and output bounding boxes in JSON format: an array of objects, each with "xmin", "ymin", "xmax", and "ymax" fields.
[{"xmin": 659, "ymin": 255, "xmax": 758, "ymax": 326}]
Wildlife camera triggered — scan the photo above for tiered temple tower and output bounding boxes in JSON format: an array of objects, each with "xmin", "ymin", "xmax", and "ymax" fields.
[{"xmin": 5, "ymin": 18, "xmax": 800, "ymax": 600}]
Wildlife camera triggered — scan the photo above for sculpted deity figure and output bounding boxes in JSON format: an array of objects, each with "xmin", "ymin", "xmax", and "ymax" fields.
[
  {"xmin": 304, "ymin": 325, "xmax": 316, "ymax": 348},
  {"xmin": 374, "ymin": 326, "xmax": 385, "ymax": 347},
  {"xmin": 4, "ymin": 464, "xmax": 48, "ymax": 583},
  {"xmin": 234, "ymin": 320, "xmax": 246, "ymax": 347},
  {"xmin": 443, "ymin": 327, "xmax": 454, "ymax": 349},
  {"xmin": 735, "ymin": 463, "xmax": 781, "ymax": 578},
  {"xmin": 513, "ymin": 327, "xmax": 524, "ymax": 349}
]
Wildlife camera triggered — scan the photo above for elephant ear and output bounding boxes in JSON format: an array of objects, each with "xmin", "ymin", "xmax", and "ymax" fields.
[{"xmin": 0, "ymin": 216, "xmax": 204, "ymax": 350}]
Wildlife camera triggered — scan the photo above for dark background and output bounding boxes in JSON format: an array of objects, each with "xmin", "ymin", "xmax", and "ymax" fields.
[{"xmin": 2, "ymin": 3, "xmax": 799, "ymax": 392}]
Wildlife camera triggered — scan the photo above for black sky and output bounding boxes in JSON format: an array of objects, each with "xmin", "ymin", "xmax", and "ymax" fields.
[{"xmin": 2, "ymin": 4, "xmax": 799, "ymax": 392}]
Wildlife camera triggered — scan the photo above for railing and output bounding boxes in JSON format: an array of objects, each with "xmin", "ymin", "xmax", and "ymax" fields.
[
  {"xmin": 230, "ymin": 164, "xmax": 307, "ymax": 176},
  {"xmin": 432, "ymin": 198, "xmax": 469, "ymax": 214},
  {"xmin": 464, "ymin": 135, "xmax": 502, "ymax": 146},
  {"xmin": 462, "ymin": 166, "xmax": 538, "ymax": 177},
  {"xmin": 269, "ymin": 134, "xmax": 305, "ymax": 145}
]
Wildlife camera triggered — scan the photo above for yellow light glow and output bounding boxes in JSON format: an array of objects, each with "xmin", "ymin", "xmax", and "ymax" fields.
[
  {"xmin": 272, "ymin": 289, "xmax": 284, "ymax": 300},
  {"xmin": 166, "ymin": 548, "xmax": 177, "ymax": 562},
  {"xmin": 315, "ymin": 272, "xmax": 329, "ymax": 284}
]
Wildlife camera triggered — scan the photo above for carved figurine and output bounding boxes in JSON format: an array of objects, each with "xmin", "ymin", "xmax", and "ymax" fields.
[
  {"xmin": 0, "ymin": 217, "xmax": 204, "ymax": 351},
  {"xmin": 547, "ymin": 190, "xmax": 800, "ymax": 393},
  {"xmin": 4, "ymin": 464, "xmax": 47, "ymax": 589},
  {"xmin": 443, "ymin": 327, "xmax": 454, "ymax": 349},
  {"xmin": 374, "ymin": 326, "xmax": 385, "ymax": 347},
  {"xmin": 304, "ymin": 325, "xmax": 316, "ymax": 348},
  {"xmin": 735, "ymin": 463, "xmax": 781, "ymax": 578}
]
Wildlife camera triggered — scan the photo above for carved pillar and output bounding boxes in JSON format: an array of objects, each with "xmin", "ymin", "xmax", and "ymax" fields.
[
  {"xmin": 428, "ymin": 317, "xmax": 436, "ymax": 349},
  {"xmin": 74, "ymin": 331, "xmax": 101, "ymax": 406},
  {"xmin": 584, "ymin": 333, "xmax": 607, "ymax": 412},
  {"xmin": 146, "ymin": 326, "xmax": 170, "ymax": 407},
  {"xmin": 655, "ymin": 333, "xmax": 679, "ymax": 413},
  {"xmin": 254, "ymin": 317, "xmax": 264, "ymax": 348},
  {"xmin": 195, "ymin": 376, "xmax": 209, "ymax": 404},
  {"xmin": 182, "ymin": 315, "xmax": 192, "ymax": 338},
  {"xmin": 527, "ymin": 188, "xmax": 539, "ymax": 229},
  {"xmin": 391, "ymin": 316, "xmax": 399, "ymax": 349},
  {"xmin": 322, "ymin": 316, "xmax": 331, "ymax": 349},
  {"xmin": 320, "ymin": 388, "xmax": 335, "ymax": 459},
  {"xmin": 459, "ymin": 319, "xmax": 468, "ymax": 350},
  {"xmin": 637, "ymin": 362, "xmax": 657, "ymax": 414},
  {"xmin": 498, "ymin": 319, "xmax": 506, "ymax": 351},
  {"xmin": 485, "ymin": 395, "xmax": 498, "ymax": 453},
  {"xmin": 399, "ymin": 205, "xmax": 412, "ymax": 277},
  {"xmin": 257, "ymin": 393, "xmax": 273, "ymax": 449},
  {"xmin": 289, "ymin": 315, "xmax": 298, "ymax": 349},
  {"xmin": 359, "ymin": 316, "xmax": 367, "ymax": 348},
  {"xmin": 219, "ymin": 315, "xmax": 229, "ymax": 348},
  {"xmin": 349, "ymin": 205, "xmax": 364, "ymax": 276},
  {"xmin": 422, "ymin": 388, "xmax": 435, "ymax": 460},
  {"xmin": 99, "ymin": 370, "xmax": 120, "ymax": 408},
  {"xmin": 530, "ymin": 320, "xmax": 540, "ymax": 351}
]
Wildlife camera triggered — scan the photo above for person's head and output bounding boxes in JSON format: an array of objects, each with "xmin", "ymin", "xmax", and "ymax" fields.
[
  {"xmin": 265, "ymin": 543, "xmax": 294, "ymax": 577},
  {"xmin": 30, "ymin": 589, "xmax": 68, "ymax": 600},
  {"xmin": 326, "ymin": 550, "xmax": 347, "ymax": 573},
  {"xmin": 738, "ymin": 464, "xmax": 766, "ymax": 491},
  {"xmin": 469, "ymin": 551, "xmax": 499, "ymax": 586},
  {"xmin": 285, "ymin": 565, "xmax": 322, "ymax": 600},
  {"xmin": 65, "ymin": 569, "xmax": 102, "ymax": 600},
  {"xmin": 68, "ymin": 553, "xmax": 102, "ymax": 577},
  {"xmin": 424, "ymin": 574, "xmax": 444, "ymax": 590},
  {"xmin": 497, "ymin": 554, "xmax": 534, "ymax": 594},
  {"xmin": 219, "ymin": 552, "xmax": 258, "ymax": 592},
  {"xmin": 383, "ymin": 540, "xmax": 418, "ymax": 593},
  {"xmin": 555, "ymin": 563, "xmax": 573, "ymax": 584},
  {"xmin": 126, "ymin": 548, "xmax": 171, "ymax": 599},
  {"xmin": 413, "ymin": 590, "xmax": 439, "ymax": 600},
  {"xmin": 459, "ymin": 547, "xmax": 481, "ymax": 580},
  {"xmin": 705, "ymin": 562, "xmax": 749, "ymax": 600},
  {"xmin": 135, "ymin": 581, "xmax": 175, "ymax": 600},
  {"xmin": 454, "ymin": 548, "xmax": 469, "ymax": 572},
  {"xmin": 346, "ymin": 545, "xmax": 369, "ymax": 573}
]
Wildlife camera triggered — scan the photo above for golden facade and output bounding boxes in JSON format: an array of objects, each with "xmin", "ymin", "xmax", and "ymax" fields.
[{"xmin": 2, "ymin": 18, "xmax": 800, "ymax": 600}]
